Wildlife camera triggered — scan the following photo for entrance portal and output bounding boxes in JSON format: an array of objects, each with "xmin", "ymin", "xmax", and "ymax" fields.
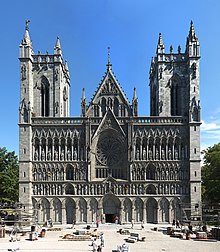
[
  {"xmin": 103, "ymin": 194, "xmax": 120, "ymax": 223},
  {"xmin": 105, "ymin": 214, "xmax": 114, "ymax": 223}
]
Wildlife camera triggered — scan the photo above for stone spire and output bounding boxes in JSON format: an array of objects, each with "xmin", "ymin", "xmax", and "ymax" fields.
[
  {"xmin": 188, "ymin": 20, "xmax": 197, "ymax": 41},
  {"xmin": 54, "ymin": 37, "xmax": 62, "ymax": 55},
  {"xmin": 157, "ymin": 33, "xmax": 165, "ymax": 54},
  {"xmin": 132, "ymin": 87, "xmax": 138, "ymax": 116},
  {"xmin": 22, "ymin": 20, "xmax": 31, "ymax": 46},
  {"xmin": 81, "ymin": 88, "xmax": 86, "ymax": 117},
  {"xmin": 132, "ymin": 87, "xmax": 137, "ymax": 101},
  {"xmin": 186, "ymin": 21, "xmax": 200, "ymax": 57},
  {"xmin": 106, "ymin": 47, "xmax": 112, "ymax": 70}
]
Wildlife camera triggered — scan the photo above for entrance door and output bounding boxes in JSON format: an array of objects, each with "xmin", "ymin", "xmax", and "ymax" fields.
[
  {"xmin": 105, "ymin": 214, "xmax": 114, "ymax": 223},
  {"xmin": 103, "ymin": 195, "xmax": 120, "ymax": 223}
]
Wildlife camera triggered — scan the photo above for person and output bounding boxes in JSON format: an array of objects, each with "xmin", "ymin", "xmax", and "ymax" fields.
[
  {"xmin": 141, "ymin": 221, "xmax": 144, "ymax": 229},
  {"xmin": 121, "ymin": 242, "xmax": 129, "ymax": 252},
  {"xmin": 72, "ymin": 220, "xmax": 76, "ymax": 229},
  {"xmin": 131, "ymin": 219, "xmax": 134, "ymax": 229},
  {"xmin": 172, "ymin": 219, "xmax": 176, "ymax": 226},
  {"xmin": 100, "ymin": 233, "xmax": 104, "ymax": 247},
  {"xmin": 176, "ymin": 219, "xmax": 180, "ymax": 228},
  {"xmin": 92, "ymin": 238, "xmax": 98, "ymax": 252}
]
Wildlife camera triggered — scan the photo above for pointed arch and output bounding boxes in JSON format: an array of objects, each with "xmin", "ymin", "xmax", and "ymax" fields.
[
  {"xmin": 146, "ymin": 198, "xmax": 158, "ymax": 223},
  {"xmin": 146, "ymin": 163, "xmax": 156, "ymax": 180},
  {"xmin": 134, "ymin": 197, "xmax": 143, "ymax": 222},
  {"xmin": 170, "ymin": 74, "xmax": 182, "ymax": 116},
  {"xmin": 40, "ymin": 76, "xmax": 50, "ymax": 117},
  {"xmin": 78, "ymin": 197, "xmax": 87, "ymax": 222},
  {"xmin": 159, "ymin": 197, "xmax": 170, "ymax": 222},
  {"xmin": 101, "ymin": 97, "xmax": 107, "ymax": 116},
  {"xmin": 89, "ymin": 198, "xmax": 98, "ymax": 222},
  {"xmin": 146, "ymin": 184, "xmax": 156, "ymax": 194},
  {"xmin": 65, "ymin": 197, "xmax": 76, "ymax": 224},
  {"xmin": 113, "ymin": 97, "xmax": 119, "ymax": 116},
  {"xmin": 123, "ymin": 198, "xmax": 132, "ymax": 223},
  {"xmin": 51, "ymin": 197, "xmax": 62, "ymax": 223}
]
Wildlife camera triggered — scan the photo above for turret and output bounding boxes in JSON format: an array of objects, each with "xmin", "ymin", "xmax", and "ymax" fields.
[
  {"xmin": 186, "ymin": 21, "xmax": 200, "ymax": 58},
  {"xmin": 157, "ymin": 33, "xmax": 165, "ymax": 60},
  {"xmin": 54, "ymin": 37, "xmax": 62, "ymax": 56},
  {"xmin": 19, "ymin": 20, "xmax": 33, "ymax": 59},
  {"xmin": 132, "ymin": 87, "xmax": 138, "ymax": 116},
  {"xmin": 81, "ymin": 88, "xmax": 86, "ymax": 117}
]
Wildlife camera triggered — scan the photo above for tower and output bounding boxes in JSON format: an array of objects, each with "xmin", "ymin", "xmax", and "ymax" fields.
[
  {"xmin": 19, "ymin": 21, "xmax": 70, "ymax": 212},
  {"xmin": 149, "ymin": 21, "xmax": 201, "ymax": 220}
]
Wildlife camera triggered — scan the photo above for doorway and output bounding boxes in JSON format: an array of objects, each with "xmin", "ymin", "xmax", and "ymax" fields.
[
  {"xmin": 103, "ymin": 195, "xmax": 120, "ymax": 223},
  {"xmin": 105, "ymin": 214, "xmax": 114, "ymax": 223}
]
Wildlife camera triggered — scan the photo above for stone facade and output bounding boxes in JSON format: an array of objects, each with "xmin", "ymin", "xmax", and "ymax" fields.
[{"xmin": 19, "ymin": 21, "xmax": 202, "ymax": 224}]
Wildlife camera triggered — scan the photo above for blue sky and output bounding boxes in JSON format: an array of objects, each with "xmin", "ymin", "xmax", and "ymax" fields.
[{"xmin": 0, "ymin": 0, "xmax": 220, "ymax": 155}]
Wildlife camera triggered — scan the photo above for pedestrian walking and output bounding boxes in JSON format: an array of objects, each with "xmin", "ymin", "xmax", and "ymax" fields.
[{"xmin": 100, "ymin": 233, "xmax": 104, "ymax": 247}]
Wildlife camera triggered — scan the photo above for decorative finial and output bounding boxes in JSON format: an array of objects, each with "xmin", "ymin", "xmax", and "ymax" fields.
[
  {"xmin": 25, "ymin": 20, "xmax": 30, "ymax": 31},
  {"xmin": 106, "ymin": 46, "xmax": 112, "ymax": 70},
  {"xmin": 170, "ymin": 45, "xmax": 173, "ymax": 53}
]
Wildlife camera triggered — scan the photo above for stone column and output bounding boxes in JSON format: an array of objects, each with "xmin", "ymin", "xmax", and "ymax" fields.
[
  {"xmin": 39, "ymin": 141, "xmax": 42, "ymax": 161},
  {"xmin": 143, "ymin": 204, "xmax": 146, "ymax": 223},
  {"xmin": 157, "ymin": 207, "xmax": 160, "ymax": 223},
  {"xmin": 65, "ymin": 139, "xmax": 67, "ymax": 160},
  {"xmin": 61, "ymin": 207, "xmax": 66, "ymax": 224},
  {"xmin": 52, "ymin": 139, "xmax": 54, "ymax": 161}
]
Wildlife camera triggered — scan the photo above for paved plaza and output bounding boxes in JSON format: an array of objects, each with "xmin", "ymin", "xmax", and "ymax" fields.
[{"xmin": 0, "ymin": 223, "xmax": 219, "ymax": 252}]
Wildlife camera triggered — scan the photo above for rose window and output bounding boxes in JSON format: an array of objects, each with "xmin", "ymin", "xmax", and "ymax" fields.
[{"xmin": 96, "ymin": 136, "xmax": 124, "ymax": 166}]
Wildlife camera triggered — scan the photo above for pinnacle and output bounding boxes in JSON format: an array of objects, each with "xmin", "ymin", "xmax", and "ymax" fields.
[{"xmin": 158, "ymin": 33, "xmax": 164, "ymax": 48}]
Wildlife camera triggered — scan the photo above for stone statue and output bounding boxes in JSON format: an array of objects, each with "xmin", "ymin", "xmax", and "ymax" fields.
[
  {"xmin": 54, "ymin": 150, "xmax": 58, "ymax": 161},
  {"xmin": 59, "ymin": 150, "xmax": 63, "ymax": 161},
  {"xmin": 41, "ymin": 149, "xmax": 45, "ymax": 161},
  {"xmin": 142, "ymin": 147, "xmax": 146, "ymax": 160},
  {"xmin": 67, "ymin": 149, "xmax": 71, "ymax": 160},
  {"xmin": 168, "ymin": 148, "xmax": 172, "ymax": 160},
  {"xmin": 148, "ymin": 149, "xmax": 153, "ymax": 160},
  {"xmin": 161, "ymin": 148, "xmax": 165, "ymax": 160},
  {"xmin": 155, "ymin": 148, "xmax": 159, "ymax": 160},
  {"xmin": 136, "ymin": 148, "xmax": 140, "ymax": 160},
  {"xmin": 174, "ymin": 149, "xmax": 178, "ymax": 160},
  {"xmin": 34, "ymin": 150, "xmax": 38, "ymax": 161},
  {"xmin": 73, "ymin": 148, "xmax": 77, "ymax": 160}
]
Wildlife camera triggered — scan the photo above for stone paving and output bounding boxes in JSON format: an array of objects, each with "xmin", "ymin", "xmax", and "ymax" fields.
[{"xmin": 0, "ymin": 223, "xmax": 219, "ymax": 252}]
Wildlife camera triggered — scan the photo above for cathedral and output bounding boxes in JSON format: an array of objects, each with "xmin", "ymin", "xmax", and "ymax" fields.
[{"xmin": 19, "ymin": 21, "xmax": 202, "ymax": 224}]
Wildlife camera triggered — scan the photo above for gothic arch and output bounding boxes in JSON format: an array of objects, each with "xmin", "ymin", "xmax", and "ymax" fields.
[
  {"xmin": 51, "ymin": 197, "xmax": 62, "ymax": 223},
  {"xmin": 134, "ymin": 197, "xmax": 143, "ymax": 222},
  {"xmin": 159, "ymin": 197, "xmax": 170, "ymax": 223},
  {"xmin": 89, "ymin": 198, "xmax": 98, "ymax": 222},
  {"xmin": 103, "ymin": 194, "xmax": 121, "ymax": 219},
  {"xmin": 65, "ymin": 183, "xmax": 75, "ymax": 195},
  {"xmin": 65, "ymin": 197, "xmax": 76, "ymax": 224},
  {"xmin": 113, "ymin": 97, "xmax": 119, "ymax": 116},
  {"xmin": 146, "ymin": 184, "xmax": 156, "ymax": 194},
  {"xmin": 170, "ymin": 74, "xmax": 182, "ymax": 116},
  {"xmin": 40, "ymin": 76, "xmax": 50, "ymax": 117},
  {"xmin": 146, "ymin": 163, "xmax": 156, "ymax": 180},
  {"xmin": 39, "ymin": 197, "xmax": 50, "ymax": 223},
  {"xmin": 146, "ymin": 198, "xmax": 158, "ymax": 223},
  {"xmin": 171, "ymin": 197, "xmax": 181, "ymax": 222},
  {"xmin": 78, "ymin": 197, "xmax": 87, "ymax": 223},
  {"xmin": 123, "ymin": 198, "xmax": 132, "ymax": 223}
]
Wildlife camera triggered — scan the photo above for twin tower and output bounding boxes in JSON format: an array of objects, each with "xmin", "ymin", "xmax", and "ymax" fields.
[{"xmin": 18, "ymin": 21, "xmax": 201, "ymax": 224}]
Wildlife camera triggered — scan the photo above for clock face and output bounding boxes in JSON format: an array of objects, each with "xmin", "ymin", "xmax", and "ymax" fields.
[{"xmin": 96, "ymin": 135, "xmax": 124, "ymax": 166}]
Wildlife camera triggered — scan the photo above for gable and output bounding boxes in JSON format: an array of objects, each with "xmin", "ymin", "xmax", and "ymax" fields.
[
  {"xmin": 86, "ymin": 68, "xmax": 131, "ymax": 117},
  {"xmin": 92, "ymin": 108, "xmax": 126, "ymax": 140}
]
